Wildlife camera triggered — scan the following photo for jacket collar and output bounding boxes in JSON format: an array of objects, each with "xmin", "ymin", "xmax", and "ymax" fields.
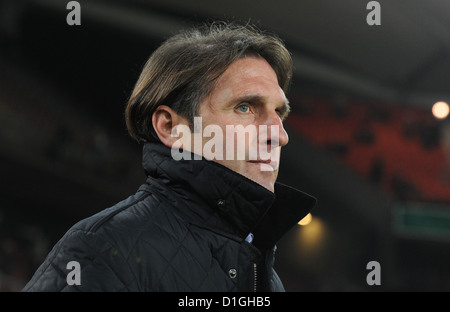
[{"xmin": 142, "ymin": 143, "xmax": 316, "ymax": 250}]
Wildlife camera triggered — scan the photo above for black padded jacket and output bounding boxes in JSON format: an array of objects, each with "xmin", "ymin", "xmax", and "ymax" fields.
[{"xmin": 23, "ymin": 143, "xmax": 316, "ymax": 291}]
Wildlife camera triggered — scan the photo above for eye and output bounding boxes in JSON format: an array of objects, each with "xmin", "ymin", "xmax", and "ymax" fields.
[
  {"xmin": 276, "ymin": 109, "xmax": 286, "ymax": 121},
  {"xmin": 236, "ymin": 104, "xmax": 250, "ymax": 113}
]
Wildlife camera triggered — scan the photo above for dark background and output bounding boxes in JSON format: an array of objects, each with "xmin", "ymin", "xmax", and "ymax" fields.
[{"xmin": 1, "ymin": 0, "xmax": 450, "ymax": 291}]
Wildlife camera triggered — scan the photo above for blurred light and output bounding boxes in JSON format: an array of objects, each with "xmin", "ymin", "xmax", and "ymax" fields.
[
  {"xmin": 297, "ymin": 216, "xmax": 327, "ymax": 254},
  {"xmin": 432, "ymin": 101, "xmax": 449, "ymax": 119},
  {"xmin": 298, "ymin": 213, "xmax": 313, "ymax": 226}
]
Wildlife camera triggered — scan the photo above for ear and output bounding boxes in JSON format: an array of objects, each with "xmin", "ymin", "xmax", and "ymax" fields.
[{"xmin": 152, "ymin": 105, "xmax": 190, "ymax": 148}]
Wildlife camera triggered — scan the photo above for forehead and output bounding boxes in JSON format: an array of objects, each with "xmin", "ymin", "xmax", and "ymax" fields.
[{"xmin": 208, "ymin": 56, "xmax": 287, "ymax": 104}]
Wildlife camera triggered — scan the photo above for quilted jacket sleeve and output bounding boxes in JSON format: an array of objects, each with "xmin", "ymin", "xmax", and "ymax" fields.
[{"xmin": 22, "ymin": 229, "xmax": 139, "ymax": 292}]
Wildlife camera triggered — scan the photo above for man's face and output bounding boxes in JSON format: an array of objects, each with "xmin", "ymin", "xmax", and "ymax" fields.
[{"xmin": 197, "ymin": 56, "xmax": 290, "ymax": 192}]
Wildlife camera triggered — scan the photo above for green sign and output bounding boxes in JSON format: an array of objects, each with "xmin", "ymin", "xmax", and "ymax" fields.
[{"xmin": 393, "ymin": 202, "xmax": 450, "ymax": 240}]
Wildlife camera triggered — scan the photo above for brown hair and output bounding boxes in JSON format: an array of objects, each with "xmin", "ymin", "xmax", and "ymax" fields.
[{"xmin": 125, "ymin": 21, "xmax": 293, "ymax": 143}]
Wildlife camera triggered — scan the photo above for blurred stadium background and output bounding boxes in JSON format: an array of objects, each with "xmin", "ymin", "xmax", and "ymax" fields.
[{"xmin": 1, "ymin": 0, "xmax": 450, "ymax": 291}]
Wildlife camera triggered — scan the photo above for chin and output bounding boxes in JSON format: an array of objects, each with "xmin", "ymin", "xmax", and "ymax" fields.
[
  {"xmin": 262, "ymin": 183, "xmax": 275, "ymax": 193},
  {"xmin": 249, "ymin": 174, "xmax": 276, "ymax": 193},
  {"xmin": 217, "ymin": 160, "xmax": 277, "ymax": 192},
  {"xmin": 244, "ymin": 165, "xmax": 277, "ymax": 193}
]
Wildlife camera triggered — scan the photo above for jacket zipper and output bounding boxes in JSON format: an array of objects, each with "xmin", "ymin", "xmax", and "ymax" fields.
[{"xmin": 253, "ymin": 262, "xmax": 258, "ymax": 292}]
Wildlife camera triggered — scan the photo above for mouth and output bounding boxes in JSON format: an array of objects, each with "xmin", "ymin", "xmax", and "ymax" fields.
[
  {"xmin": 248, "ymin": 159, "xmax": 278, "ymax": 172},
  {"xmin": 248, "ymin": 159, "xmax": 272, "ymax": 164}
]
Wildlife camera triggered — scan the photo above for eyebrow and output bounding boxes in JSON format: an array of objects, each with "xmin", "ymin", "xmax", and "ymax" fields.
[{"xmin": 232, "ymin": 95, "xmax": 291, "ymax": 120}]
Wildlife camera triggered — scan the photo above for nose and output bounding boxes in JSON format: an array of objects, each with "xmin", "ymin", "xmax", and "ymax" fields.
[
  {"xmin": 265, "ymin": 111, "xmax": 289, "ymax": 148},
  {"xmin": 278, "ymin": 120, "xmax": 289, "ymax": 147}
]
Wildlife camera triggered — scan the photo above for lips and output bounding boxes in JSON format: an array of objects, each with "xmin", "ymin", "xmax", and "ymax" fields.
[
  {"xmin": 248, "ymin": 159, "xmax": 279, "ymax": 172},
  {"xmin": 248, "ymin": 159, "xmax": 272, "ymax": 164}
]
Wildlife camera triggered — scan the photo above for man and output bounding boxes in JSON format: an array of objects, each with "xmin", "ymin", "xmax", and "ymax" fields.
[{"xmin": 23, "ymin": 21, "xmax": 316, "ymax": 292}]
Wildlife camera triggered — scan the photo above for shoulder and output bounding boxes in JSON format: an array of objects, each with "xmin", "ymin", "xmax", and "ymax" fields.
[
  {"xmin": 24, "ymin": 187, "xmax": 189, "ymax": 291},
  {"xmin": 22, "ymin": 227, "xmax": 135, "ymax": 291},
  {"xmin": 79, "ymin": 188, "xmax": 188, "ymax": 243},
  {"xmin": 68, "ymin": 187, "xmax": 190, "ymax": 263}
]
